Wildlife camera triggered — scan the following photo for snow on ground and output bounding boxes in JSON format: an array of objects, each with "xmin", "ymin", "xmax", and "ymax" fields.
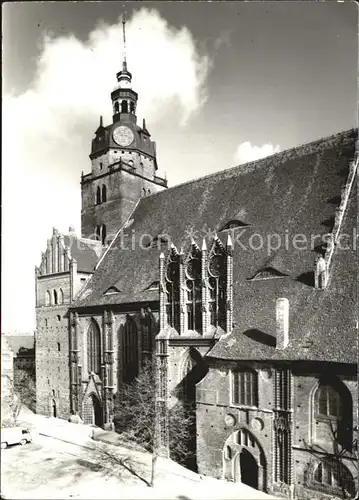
[{"xmin": 2, "ymin": 408, "xmax": 280, "ymax": 500}]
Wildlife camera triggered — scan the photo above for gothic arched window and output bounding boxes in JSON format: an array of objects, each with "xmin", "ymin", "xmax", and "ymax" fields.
[
  {"xmin": 185, "ymin": 249, "xmax": 202, "ymax": 332},
  {"xmin": 121, "ymin": 316, "xmax": 138, "ymax": 383},
  {"xmin": 87, "ymin": 319, "xmax": 101, "ymax": 374},
  {"xmin": 46, "ymin": 290, "xmax": 51, "ymax": 306},
  {"xmin": 121, "ymin": 100, "xmax": 128, "ymax": 113},
  {"xmin": 114, "ymin": 101, "xmax": 119, "ymax": 113},
  {"xmin": 96, "ymin": 186, "xmax": 101, "ymax": 205},
  {"xmin": 58, "ymin": 288, "xmax": 64, "ymax": 305},
  {"xmin": 315, "ymin": 384, "xmax": 342, "ymax": 418},
  {"xmin": 314, "ymin": 460, "xmax": 355, "ymax": 497},
  {"xmin": 165, "ymin": 249, "xmax": 180, "ymax": 331},
  {"xmin": 53, "ymin": 289, "xmax": 58, "ymax": 305},
  {"xmin": 102, "ymin": 185, "xmax": 107, "ymax": 203},
  {"xmin": 232, "ymin": 369, "xmax": 258, "ymax": 407},
  {"xmin": 96, "ymin": 225, "xmax": 101, "ymax": 241},
  {"xmin": 208, "ymin": 241, "xmax": 226, "ymax": 329}
]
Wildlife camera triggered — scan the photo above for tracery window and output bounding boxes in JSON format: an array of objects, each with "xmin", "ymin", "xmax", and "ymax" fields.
[
  {"xmin": 185, "ymin": 252, "xmax": 202, "ymax": 332},
  {"xmin": 87, "ymin": 319, "xmax": 101, "ymax": 375},
  {"xmin": 208, "ymin": 242, "xmax": 226, "ymax": 329},
  {"xmin": 232, "ymin": 369, "xmax": 258, "ymax": 407},
  {"xmin": 165, "ymin": 249, "xmax": 180, "ymax": 331},
  {"xmin": 314, "ymin": 460, "xmax": 355, "ymax": 497}
]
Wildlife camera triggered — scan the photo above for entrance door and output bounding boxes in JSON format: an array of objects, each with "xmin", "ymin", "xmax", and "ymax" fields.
[{"xmin": 239, "ymin": 448, "xmax": 258, "ymax": 489}]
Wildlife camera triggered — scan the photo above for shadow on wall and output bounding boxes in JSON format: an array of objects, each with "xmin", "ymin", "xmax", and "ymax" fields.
[{"xmin": 242, "ymin": 329, "xmax": 276, "ymax": 348}]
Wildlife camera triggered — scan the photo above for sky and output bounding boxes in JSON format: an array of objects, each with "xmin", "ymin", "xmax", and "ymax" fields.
[{"xmin": 2, "ymin": 1, "xmax": 357, "ymax": 333}]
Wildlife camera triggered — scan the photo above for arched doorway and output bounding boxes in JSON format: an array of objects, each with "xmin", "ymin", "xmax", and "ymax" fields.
[
  {"xmin": 223, "ymin": 428, "xmax": 266, "ymax": 492},
  {"xmin": 238, "ymin": 448, "xmax": 258, "ymax": 489},
  {"xmin": 83, "ymin": 393, "xmax": 103, "ymax": 427}
]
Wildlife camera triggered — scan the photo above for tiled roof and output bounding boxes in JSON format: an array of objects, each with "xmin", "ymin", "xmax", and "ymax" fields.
[{"xmin": 72, "ymin": 129, "xmax": 357, "ymax": 362}]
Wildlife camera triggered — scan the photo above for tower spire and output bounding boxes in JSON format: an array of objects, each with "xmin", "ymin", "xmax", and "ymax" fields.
[
  {"xmin": 122, "ymin": 13, "xmax": 127, "ymax": 69},
  {"xmin": 114, "ymin": 12, "xmax": 132, "ymax": 90}
]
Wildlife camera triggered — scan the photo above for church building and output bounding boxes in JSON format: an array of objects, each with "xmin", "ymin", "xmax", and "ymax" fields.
[{"xmin": 35, "ymin": 19, "xmax": 358, "ymax": 500}]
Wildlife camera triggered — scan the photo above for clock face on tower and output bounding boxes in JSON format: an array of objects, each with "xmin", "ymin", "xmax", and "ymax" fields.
[{"xmin": 112, "ymin": 125, "xmax": 134, "ymax": 147}]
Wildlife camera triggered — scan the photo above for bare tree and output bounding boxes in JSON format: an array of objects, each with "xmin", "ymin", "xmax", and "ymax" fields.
[
  {"xmin": 113, "ymin": 357, "xmax": 194, "ymax": 487},
  {"xmin": 9, "ymin": 369, "xmax": 36, "ymax": 423}
]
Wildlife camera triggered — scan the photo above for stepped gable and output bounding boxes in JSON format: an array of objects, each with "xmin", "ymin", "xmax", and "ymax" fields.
[{"xmin": 72, "ymin": 128, "xmax": 357, "ymax": 362}]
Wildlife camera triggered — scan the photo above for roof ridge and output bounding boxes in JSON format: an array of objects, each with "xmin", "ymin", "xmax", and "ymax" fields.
[{"xmin": 145, "ymin": 128, "xmax": 357, "ymax": 199}]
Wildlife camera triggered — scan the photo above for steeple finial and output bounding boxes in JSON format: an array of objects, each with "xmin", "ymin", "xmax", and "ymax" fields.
[{"xmin": 122, "ymin": 13, "xmax": 127, "ymax": 69}]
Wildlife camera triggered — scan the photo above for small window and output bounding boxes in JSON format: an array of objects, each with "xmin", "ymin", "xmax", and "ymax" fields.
[
  {"xmin": 96, "ymin": 186, "xmax": 101, "ymax": 205},
  {"xmin": 56, "ymin": 315, "xmax": 61, "ymax": 322},
  {"xmin": 53, "ymin": 290, "xmax": 58, "ymax": 305},
  {"xmin": 102, "ymin": 185, "xmax": 107, "ymax": 203},
  {"xmin": 224, "ymin": 445, "xmax": 232, "ymax": 460},
  {"xmin": 81, "ymin": 278, "xmax": 86, "ymax": 282},
  {"xmin": 99, "ymin": 162, "xmax": 103, "ymax": 170},
  {"xmin": 57, "ymin": 342, "xmax": 61, "ymax": 352},
  {"xmin": 114, "ymin": 101, "xmax": 119, "ymax": 113},
  {"xmin": 46, "ymin": 290, "xmax": 51, "ymax": 306},
  {"xmin": 45, "ymin": 318, "xmax": 48, "ymax": 327}
]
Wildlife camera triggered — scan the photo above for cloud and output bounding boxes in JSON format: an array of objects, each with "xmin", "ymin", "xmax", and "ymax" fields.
[
  {"xmin": 234, "ymin": 141, "xmax": 281, "ymax": 164},
  {"xmin": 2, "ymin": 7, "xmax": 211, "ymax": 332}
]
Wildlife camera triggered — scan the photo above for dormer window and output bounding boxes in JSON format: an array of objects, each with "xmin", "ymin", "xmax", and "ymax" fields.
[
  {"xmin": 104, "ymin": 286, "xmax": 121, "ymax": 294},
  {"xmin": 220, "ymin": 220, "xmax": 250, "ymax": 231},
  {"xmin": 145, "ymin": 281, "xmax": 160, "ymax": 291},
  {"xmin": 248, "ymin": 267, "xmax": 287, "ymax": 281}
]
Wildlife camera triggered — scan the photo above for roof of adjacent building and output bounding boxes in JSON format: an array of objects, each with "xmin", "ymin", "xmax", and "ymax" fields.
[{"xmin": 73, "ymin": 128, "xmax": 357, "ymax": 363}]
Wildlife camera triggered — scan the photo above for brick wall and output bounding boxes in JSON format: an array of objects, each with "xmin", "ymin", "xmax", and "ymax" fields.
[
  {"xmin": 36, "ymin": 305, "xmax": 70, "ymax": 418},
  {"xmin": 196, "ymin": 359, "xmax": 358, "ymax": 498}
]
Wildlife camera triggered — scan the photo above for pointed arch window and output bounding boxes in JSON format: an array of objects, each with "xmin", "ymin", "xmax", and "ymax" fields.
[
  {"xmin": 53, "ymin": 289, "xmax": 58, "ymax": 305},
  {"xmin": 58, "ymin": 288, "xmax": 64, "ymax": 305},
  {"xmin": 101, "ymin": 224, "xmax": 107, "ymax": 245},
  {"xmin": 114, "ymin": 101, "xmax": 119, "ymax": 113},
  {"xmin": 314, "ymin": 460, "xmax": 355, "ymax": 497},
  {"xmin": 208, "ymin": 241, "xmax": 226, "ymax": 329},
  {"xmin": 87, "ymin": 320, "xmax": 101, "ymax": 375},
  {"xmin": 46, "ymin": 290, "xmax": 51, "ymax": 306},
  {"xmin": 165, "ymin": 248, "xmax": 180, "ymax": 331},
  {"xmin": 96, "ymin": 186, "xmax": 101, "ymax": 205},
  {"xmin": 102, "ymin": 185, "xmax": 107, "ymax": 203},
  {"xmin": 185, "ymin": 247, "xmax": 202, "ymax": 332},
  {"xmin": 130, "ymin": 101, "xmax": 135, "ymax": 113}
]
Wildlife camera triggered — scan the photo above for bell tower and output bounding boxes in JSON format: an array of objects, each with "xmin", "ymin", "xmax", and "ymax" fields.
[{"xmin": 81, "ymin": 15, "xmax": 167, "ymax": 245}]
